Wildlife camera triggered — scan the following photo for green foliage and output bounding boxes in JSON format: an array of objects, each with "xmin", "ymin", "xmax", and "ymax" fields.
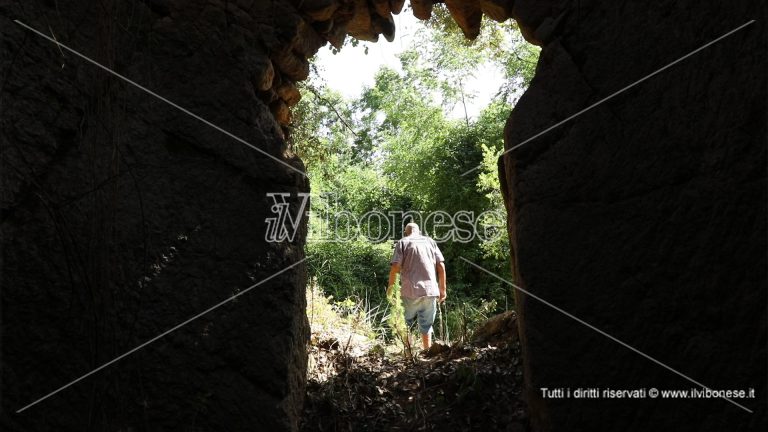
[
  {"xmin": 307, "ymin": 238, "xmax": 392, "ymax": 306},
  {"xmin": 419, "ymin": 7, "xmax": 540, "ymax": 106},
  {"xmin": 295, "ymin": 16, "xmax": 539, "ymax": 342},
  {"xmin": 385, "ymin": 281, "xmax": 412, "ymax": 355},
  {"xmin": 474, "ymin": 100, "xmax": 512, "ymax": 265},
  {"xmin": 291, "ymin": 81, "xmax": 357, "ymax": 172},
  {"xmin": 444, "ymin": 295, "xmax": 503, "ymax": 344},
  {"xmin": 307, "ymin": 281, "xmax": 380, "ymax": 342}
]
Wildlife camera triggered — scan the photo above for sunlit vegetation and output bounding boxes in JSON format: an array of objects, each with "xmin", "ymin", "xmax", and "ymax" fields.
[{"xmin": 293, "ymin": 12, "xmax": 540, "ymax": 345}]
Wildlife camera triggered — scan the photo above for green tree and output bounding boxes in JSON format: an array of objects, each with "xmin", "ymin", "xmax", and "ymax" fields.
[{"xmin": 292, "ymin": 15, "xmax": 540, "ymax": 335}]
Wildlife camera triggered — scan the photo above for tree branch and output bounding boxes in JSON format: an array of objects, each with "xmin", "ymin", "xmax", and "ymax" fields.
[{"xmin": 305, "ymin": 85, "xmax": 359, "ymax": 137}]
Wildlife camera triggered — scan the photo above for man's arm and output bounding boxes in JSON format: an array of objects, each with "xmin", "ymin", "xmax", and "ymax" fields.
[
  {"xmin": 387, "ymin": 263, "xmax": 400, "ymax": 297},
  {"xmin": 436, "ymin": 261, "xmax": 447, "ymax": 303}
]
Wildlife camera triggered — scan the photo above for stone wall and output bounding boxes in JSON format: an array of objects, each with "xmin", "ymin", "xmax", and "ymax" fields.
[
  {"xmin": 499, "ymin": 1, "xmax": 766, "ymax": 430},
  {"xmin": 1, "ymin": 0, "xmax": 313, "ymax": 430}
]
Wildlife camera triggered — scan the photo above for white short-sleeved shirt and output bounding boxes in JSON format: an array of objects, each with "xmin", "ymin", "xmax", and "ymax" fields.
[{"xmin": 391, "ymin": 234, "xmax": 445, "ymax": 299}]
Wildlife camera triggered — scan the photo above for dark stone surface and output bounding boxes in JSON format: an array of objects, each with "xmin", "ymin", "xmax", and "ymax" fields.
[
  {"xmin": 500, "ymin": 1, "xmax": 766, "ymax": 431},
  {"xmin": 1, "ymin": 1, "xmax": 308, "ymax": 430}
]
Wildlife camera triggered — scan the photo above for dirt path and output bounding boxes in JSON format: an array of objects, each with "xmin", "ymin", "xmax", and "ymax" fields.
[{"xmin": 302, "ymin": 340, "xmax": 529, "ymax": 431}]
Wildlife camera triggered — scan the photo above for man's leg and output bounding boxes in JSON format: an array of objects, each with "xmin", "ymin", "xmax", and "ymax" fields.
[
  {"xmin": 417, "ymin": 297, "xmax": 438, "ymax": 350},
  {"xmin": 421, "ymin": 332, "xmax": 431, "ymax": 350},
  {"xmin": 402, "ymin": 297, "xmax": 419, "ymax": 349}
]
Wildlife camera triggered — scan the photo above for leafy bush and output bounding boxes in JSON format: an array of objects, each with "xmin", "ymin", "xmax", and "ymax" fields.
[{"xmin": 307, "ymin": 238, "xmax": 393, "ymax": 306}]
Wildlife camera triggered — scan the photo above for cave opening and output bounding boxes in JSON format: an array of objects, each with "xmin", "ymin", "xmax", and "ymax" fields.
[
  {"xmin": 2, "ymin": 1, "xmax": 763, "ymax": 431},
  {"xmin": 291, "ymin": 2, "xmax": 540, "ymax": 430}
]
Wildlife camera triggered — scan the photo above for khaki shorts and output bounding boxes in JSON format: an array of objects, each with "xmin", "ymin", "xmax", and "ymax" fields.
[{"xmin": 402, "ymin": 296, "xmax": 437, "ymax": 334}]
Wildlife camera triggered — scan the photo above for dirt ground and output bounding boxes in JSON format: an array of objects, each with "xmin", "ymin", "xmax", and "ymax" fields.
[{"xmin": 301, "ymin": 337, "xmax": 529, "ymax": 431}]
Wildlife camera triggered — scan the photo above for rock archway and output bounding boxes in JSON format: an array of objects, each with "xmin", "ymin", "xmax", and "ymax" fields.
[{"xmin": 1, "ymin": 1, "xmax": 764, "ymax": 431}]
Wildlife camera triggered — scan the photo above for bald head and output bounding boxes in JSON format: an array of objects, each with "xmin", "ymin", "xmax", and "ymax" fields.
[{"xmin": 404, "ymin": 222, "xmax": 420, "ymax": 236}]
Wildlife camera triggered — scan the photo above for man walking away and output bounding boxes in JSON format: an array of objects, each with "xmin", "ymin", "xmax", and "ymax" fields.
[{"xmin": 387, "ymin": 222, "xmax": 447, "ymax": 350}]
